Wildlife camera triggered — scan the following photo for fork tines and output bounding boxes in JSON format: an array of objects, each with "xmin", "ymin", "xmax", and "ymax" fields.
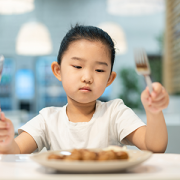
[
  {"xmin": 134, "ymin": 49, "xmax": 151, "ymax": 75},
  {"xmin": 134, "ymin": 49, "xmax": 153, "ymax": 93}
]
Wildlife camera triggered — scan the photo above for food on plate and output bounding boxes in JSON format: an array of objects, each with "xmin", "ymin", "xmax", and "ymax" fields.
[{"xmin": 48, "ymin": 148, "xmax": 129, "ymax": 161}]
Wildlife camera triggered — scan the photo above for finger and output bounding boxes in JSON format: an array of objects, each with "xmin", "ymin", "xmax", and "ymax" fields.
[
  {"xmin": 151, "ymin": 92, "xmax": 165, "ymax": 102},
  {"xmin": 161, "ymin": 98, "xmax": 169, "ymax": 109},
  {"xmin": 157, "ymin": 97, "xmax": 169, "ymax": 109},
  {"xmin": 0, "ymin": 135, "xmax": 8, "ymax": 141},
  {"xmin": 152, "ymin": 88, "xmax": 169, "ymax": 104},
  {"xmin": 0, "ymin": 129, "xmax": 8, "ymax": 136},
  {"xmin": 0, "ymin": 112, "xmax": 6, "ymax": 121},
  {"xmin": 152, "ymin": 82, "xmax": 162, "ymax": 93},
  {"xmin": 151, "ymin": 83, "xmax": 163, "ymax": 99},
  {"xmin": 141, "ymin": 88, "xmax": 153, "ymax": 106},
  {"xmin": 142, "ymin": 87, "xmax": 150, "ymax": 100},
  {"xmin": 149, "ymin": 97, "xmax": 169, "ymax": 110},
  {"xmin": 0, "ymin": 121, "xmax": 9, "ymax": 129},
  {"xmin": 150, "ymin": 97, "xmax": 166, "ymax": 107}
]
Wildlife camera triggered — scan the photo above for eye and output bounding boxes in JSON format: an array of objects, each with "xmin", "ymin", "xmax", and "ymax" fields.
[
  {"xmin": 73, "ymin": 66, "xmax": 82, "ymax": 69},
  {"xmin": 96, "ymin": 69, "xmax": 104, "ymax": 72}
]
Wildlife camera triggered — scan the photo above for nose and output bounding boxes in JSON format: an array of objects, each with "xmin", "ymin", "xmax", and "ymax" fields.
[{"xmin": 81, "ymin": 70, "xmax": 93, "ymax": 84}]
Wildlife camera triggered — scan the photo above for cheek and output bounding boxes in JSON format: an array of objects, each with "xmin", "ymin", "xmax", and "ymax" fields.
[
  {"xmin": 95, "ymin": 76, "xmax": 109, "ymax": 90},
  {"xmin": 99, "ymin": 83, "xmax": 108, "ymax": 92},
  {"xmin": 97, "ymin": 75, "xmax": 109, "ymax": 85},
  {"xmin": 61, "ymin": 70, "xmax": 78, "ymax": 88}
]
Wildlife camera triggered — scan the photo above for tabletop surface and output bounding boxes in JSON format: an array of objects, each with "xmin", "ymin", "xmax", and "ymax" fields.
[{"xmin": 0, "ymin": 153, "xmax": 180, "ymax": 180}]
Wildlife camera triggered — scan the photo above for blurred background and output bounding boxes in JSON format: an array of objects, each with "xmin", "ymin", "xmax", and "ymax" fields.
[{"xmin": 0, "ymin": 0, "xmax": 180, "ymax": 153}]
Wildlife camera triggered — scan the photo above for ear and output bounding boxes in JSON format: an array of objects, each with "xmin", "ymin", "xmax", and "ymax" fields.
[
  {"xmin": 51, "ymin": 61, "xmax": 62, "ymax": 81},
  {"xmin": 106, "ymin": 71, "xmax": 116, "ymax": 87}
]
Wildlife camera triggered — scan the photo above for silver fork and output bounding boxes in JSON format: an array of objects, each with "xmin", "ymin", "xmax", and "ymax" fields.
[{"xmin": 134, "ymin": 49, "xmax": 153, "ymax": 93}]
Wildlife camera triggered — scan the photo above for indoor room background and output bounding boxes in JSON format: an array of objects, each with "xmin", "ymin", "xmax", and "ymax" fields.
[{"xmin": 0, "ymin": 0, "xmax": 179, "ymax": 153}]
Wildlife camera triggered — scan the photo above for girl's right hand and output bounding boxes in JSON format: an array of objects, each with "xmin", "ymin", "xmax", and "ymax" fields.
[{"xmin": 0, "ymin": 110, "xmax": 15, "ymax": 153}]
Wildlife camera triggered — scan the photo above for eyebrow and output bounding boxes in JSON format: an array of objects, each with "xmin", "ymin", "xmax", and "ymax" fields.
[{"xmin": 71, "ymin": 57, "xmax": 108, "ymax": 66}]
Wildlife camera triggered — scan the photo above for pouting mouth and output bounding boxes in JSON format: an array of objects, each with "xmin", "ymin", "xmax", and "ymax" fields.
[{"xmin": 79, "ymin": 87, "xmax": 91, "ymax": 91}]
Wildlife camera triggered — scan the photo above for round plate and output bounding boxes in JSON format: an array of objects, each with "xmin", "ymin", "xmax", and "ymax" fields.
[{"xmin": 30, "ymin": 149, "xmax": 152, "ymax": 173}]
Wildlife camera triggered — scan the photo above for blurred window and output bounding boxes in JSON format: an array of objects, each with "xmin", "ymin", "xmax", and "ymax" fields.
[
  {"xmin": 0, "ymin": 58, "xmax": 14, "ymax": 110},
  {"xmin": 15, "ymin": 69, "xmax": 34, "ymax": 100},
  {"xmin": 35, "ymin": 56, "xmax": 67, "ymax": 112}
]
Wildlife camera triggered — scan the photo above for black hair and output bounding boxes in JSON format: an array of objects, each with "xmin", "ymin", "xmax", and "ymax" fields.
[{"xmin": 57, "ymin": 24, "xmax": 116, "ymax": 72}]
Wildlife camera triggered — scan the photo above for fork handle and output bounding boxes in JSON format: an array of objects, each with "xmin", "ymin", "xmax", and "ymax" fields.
[{"xmin": 144, "ymin": 75, "xmax": 153, "ymax": 93}]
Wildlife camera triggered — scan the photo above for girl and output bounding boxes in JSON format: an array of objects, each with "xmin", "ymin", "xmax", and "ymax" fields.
[{"xmin": 0, "ymin": 25, "xmax": 169, "ymax": 154}]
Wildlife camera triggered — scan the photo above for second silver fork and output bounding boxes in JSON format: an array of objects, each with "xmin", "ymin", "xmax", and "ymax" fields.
[{"xmin": 134, "ymin": 49, "xmax": 153, "ymax": 93}]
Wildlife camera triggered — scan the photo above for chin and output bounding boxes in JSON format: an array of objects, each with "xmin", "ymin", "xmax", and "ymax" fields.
[
  {"xmin": 75, "ymin": 98, "xmax": 96, "ymax": 104},
  {"xmin": 79, "ymin": 100, "xmax": 95, "ymax": 104}
]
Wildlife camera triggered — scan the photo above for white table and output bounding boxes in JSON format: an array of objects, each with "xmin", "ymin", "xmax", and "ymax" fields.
[{"xmin": 0, "ymin": 153, "xmax": 180, "ymax": 180}]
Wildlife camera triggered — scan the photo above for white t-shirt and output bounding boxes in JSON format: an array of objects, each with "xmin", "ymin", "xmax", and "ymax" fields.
[{"xmin": 18, "ymin": 99, "xmax": 146, "ymax": 152}]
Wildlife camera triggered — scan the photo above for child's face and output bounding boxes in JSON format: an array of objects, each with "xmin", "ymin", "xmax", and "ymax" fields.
[{"xmin": 53, "ymin": 39, "xmax": 116, "ymax": 104}]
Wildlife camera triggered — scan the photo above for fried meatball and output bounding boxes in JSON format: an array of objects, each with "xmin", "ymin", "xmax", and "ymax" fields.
[
  {"xmin": 48, "ymin": 154, "xmax": 64, "ymax": 160},
  {"xmin": 64, "ymin": 149, "xmax": 82, "ymax": 160},
  {"xmin": 97, "ymin": 150, "xmax": 117, "ymax": 161},
  {"xmin": 47, "ymin": 148, "xmax": 129, "ymax": 161},
  {"xmin": 81, "ymin": 150, "xmax": 97, "ymax": 160},
  {"xmin": 116, "ymin": 151, "xmax": 129, "ymax": 159}
]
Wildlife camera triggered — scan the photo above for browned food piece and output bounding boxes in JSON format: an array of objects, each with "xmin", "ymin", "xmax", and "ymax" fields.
[
  {"xmin": 116, "ymin": 151, "xmax": 129, "ymax": 159},
  {"xmin": 48, "ymin": 154, "xmax": 64, "ymax": 160},
  {"xmin": 47, "ymin": 149, "xmax": 129, "ymax": 161},
  {"xmin": 81, "ymin": 150, "xmax": 97, "ymax": 160},
  {"xmin": 97, "ymin": 150, "xmax": 117, "ymax": 161},
  {"xmin": 64, "ymin": 149, "xmax": 82, "ymax": 161}
]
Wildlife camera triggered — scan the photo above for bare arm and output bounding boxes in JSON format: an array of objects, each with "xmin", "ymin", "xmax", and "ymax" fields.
[
  {"xmin": 126, "ymin": 83, "xmax": 169, "ymax": 153},
  {"xmin": 126, "ymin": 112, "xmax": 168, "ymax": 153},
  {"xmin": 15, "ymin": 132, "xmax": 38, "ymax": 154}
]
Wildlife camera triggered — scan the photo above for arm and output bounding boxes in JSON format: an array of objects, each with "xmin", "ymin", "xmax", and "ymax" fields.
[
  {"xmin": 126, "ymin": 82, "xmax": 169, "ymax": 153},
  {"xmin": 15, "ymin": 132, "xmax": 38, "ymax": 154},
  {"xmin": 0, "ymin": 111, "xmax": 37, "ymax": 154}
]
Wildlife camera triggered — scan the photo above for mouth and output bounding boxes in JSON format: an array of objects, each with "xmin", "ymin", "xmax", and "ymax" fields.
[{"xmin": 79, "ymin": 87, "xmax": 91, "ymax": 92}]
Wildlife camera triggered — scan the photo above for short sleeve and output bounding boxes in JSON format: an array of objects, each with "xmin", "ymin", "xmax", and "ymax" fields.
[
  {"xmin": 18, "ymin": 114, "xmax": 49, "ymax": 152},
  {"xmin": 111, "ymin": 99, "xmax": 146, "ymax": 145}
]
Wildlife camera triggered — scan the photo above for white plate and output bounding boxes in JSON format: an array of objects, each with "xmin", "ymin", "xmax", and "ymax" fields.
[{"xmin": 31, "ymin": 149, "xmax": 152, "ymax": 173}]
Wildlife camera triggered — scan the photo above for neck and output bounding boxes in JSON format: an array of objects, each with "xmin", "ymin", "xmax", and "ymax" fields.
[
  {"xmin": 66, "ymin": 98, "xmax": 96, "ymax": 122},
  {"xmin": 67, "ymin": 99, "xmax": 96, "ymax": 115}
]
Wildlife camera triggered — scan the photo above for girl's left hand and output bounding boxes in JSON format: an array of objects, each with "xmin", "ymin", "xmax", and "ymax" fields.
[{"xmin": 141, "ymin": 82, "xmax": 169, "ymax": 114}]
